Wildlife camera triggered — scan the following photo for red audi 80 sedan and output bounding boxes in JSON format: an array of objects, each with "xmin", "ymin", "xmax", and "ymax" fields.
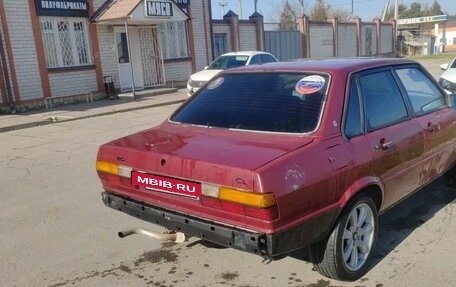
[{"xmin": 96, "ymin": 58, "xmax": 456, "ymax": 281}]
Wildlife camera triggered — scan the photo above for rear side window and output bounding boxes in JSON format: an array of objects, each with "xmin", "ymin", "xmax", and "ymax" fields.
[
  {"xmin": 395, "ymin": 67, "xmax": 446, "ymax": 115},
  {"xmin": 344, "ymin": 79, "xmax": 363, "ymax": 138},
  {"xmin": 359, "ymin": 71, "xmax": 408, "ymax": 131},
  {"xmin": 260, "ymin": 54, "xmax": 278, "ymax": 63},
  {"xmin": 171, "ymin": 73, "xmax": 329, "ymax": 133},
  {"xmin": 249, "ymin": 55, "xmax": 261, "ymax": 65}
]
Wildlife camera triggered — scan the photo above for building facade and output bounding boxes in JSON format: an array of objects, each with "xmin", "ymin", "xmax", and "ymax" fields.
[
  {"xmin": 434, "ymin": 19, "xmax": 456, "ymax": 52},
  {"xmin": 1, "ymin": 0, "xmax": 251, "ymax": 110}
]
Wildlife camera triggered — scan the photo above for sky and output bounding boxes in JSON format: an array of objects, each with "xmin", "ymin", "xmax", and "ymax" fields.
[{"xmin": 210, "ymin": 0, "xmax": 456, "ymax": 22}]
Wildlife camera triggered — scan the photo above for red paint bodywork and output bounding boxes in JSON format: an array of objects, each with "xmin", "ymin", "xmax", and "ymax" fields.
[{"xmin": 97, "ymin": 58, "xmax": 456, "ymax": 242}]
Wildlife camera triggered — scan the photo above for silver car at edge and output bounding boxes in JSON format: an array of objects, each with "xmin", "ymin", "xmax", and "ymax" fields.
[
  {"xmin": 439, "ymin": 57, "xmax": 456, "ymax": 94},
  {"xmin": 186, "ymin": 51, "xmax": 278, "ymax": 97}
]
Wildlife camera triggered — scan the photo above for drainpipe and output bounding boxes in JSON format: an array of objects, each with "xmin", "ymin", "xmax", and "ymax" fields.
[{"xmin": 0, "ymin": 28, "xmax": 15, "ymax": 112}]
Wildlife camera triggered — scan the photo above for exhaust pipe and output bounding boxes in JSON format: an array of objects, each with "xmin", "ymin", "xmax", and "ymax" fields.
[{"xmin": 118, "ymin": 228, "xmax": 186, "ymax": 243}]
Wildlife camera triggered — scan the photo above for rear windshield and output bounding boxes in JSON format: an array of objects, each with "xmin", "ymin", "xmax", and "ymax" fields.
[
  {"xmin": 170, "ymin": 73, "xmax": 329, "ymax": 133},
  {"xmin": 208, "ymin": 55, "xmax": 249, "ymax": 69}
]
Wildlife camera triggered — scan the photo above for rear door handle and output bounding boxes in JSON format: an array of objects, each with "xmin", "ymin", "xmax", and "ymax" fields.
[{"xmin": 375, "ymin": 139, "xmax": 394, "ymax": 151}]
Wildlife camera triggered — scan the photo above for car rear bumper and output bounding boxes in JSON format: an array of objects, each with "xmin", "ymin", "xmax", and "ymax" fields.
[{"xmin": 102, "ymin": 192, "xmax": 339, "ymax": 258}]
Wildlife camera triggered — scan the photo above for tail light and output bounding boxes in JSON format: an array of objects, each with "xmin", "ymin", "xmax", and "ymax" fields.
[
  {"xmin": 97, "ymin": 160, "xmax": 278, "ymax": 220},
  {"xmin": 201, "ymin": 185, "xmax": 278, "ymax": 220}
]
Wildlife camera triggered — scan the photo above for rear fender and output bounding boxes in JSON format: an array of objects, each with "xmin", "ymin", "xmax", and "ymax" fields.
[{"xmin": 337, "ymin": 176, "xmax": 385, "ymax": 211}]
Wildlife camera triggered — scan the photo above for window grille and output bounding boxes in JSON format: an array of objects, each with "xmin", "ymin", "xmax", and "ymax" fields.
[
  {"xmin": 74, "ymin": 21, "xmax": 89, "ymax": 65},
  {"xmin": 40, "ymin": 20, "xmax": 58, "ymax": 67},
  {"xmin": 158, "ymin": 22, "xmax": 188, "ymax": 59},
  {"xmin": 40, "ymin": 17, "xmax": 91, "ymax": 68}
]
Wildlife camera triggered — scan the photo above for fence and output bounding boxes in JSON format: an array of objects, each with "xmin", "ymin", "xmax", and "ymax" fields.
[{"xmin": 264, "ymin": 16, "xmax": 396, "ymax": 60}]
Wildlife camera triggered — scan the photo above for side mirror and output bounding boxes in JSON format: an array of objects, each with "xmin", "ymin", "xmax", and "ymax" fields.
[
  {"xmin": 440, "ymin": 63, "xmax": 449, "ymax": 71},
  {"xmin": 204, "ymin": 66, "xmax": 209, "ymax": 70}
]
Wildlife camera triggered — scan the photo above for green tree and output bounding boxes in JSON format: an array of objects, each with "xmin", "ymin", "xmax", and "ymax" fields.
[
  {"xmin": 429, "ymin": 1, "xmax": 443, "ymax": 15},
  {"xmin": 406, "ymin": 2, "xmax": 422, "ymax": 18},
  {"xmin": 384, "ymin": 4, "xmax": 407, "ymax": 20},
  {"xmin": 383, "ymin": 1, "xmax": 443, "ymax": 20},
  {"xmin": 310, "ymin": 0, "xmax": 330, "ymax": 21},
  {"xmin": 279, "ymin": 0, "xmax": 297, "ymax": 30},
  {"xmin": 331, "ymin": 8, "xmax": 350, "ymax": 21}
]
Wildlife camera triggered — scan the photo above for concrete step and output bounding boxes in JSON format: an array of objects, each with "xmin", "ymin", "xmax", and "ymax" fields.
[{"xmin": 132, "ymin": 87, "xmax": 178, "ymax": 98}]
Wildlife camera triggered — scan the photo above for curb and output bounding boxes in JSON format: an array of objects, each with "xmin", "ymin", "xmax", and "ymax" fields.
[{"xmin": 0, "ymin": 99, "xmax": 186, "ymax": 133}]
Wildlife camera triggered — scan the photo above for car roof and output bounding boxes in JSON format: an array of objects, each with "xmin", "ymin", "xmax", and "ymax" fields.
[
  {"xmin": 220, "ymin": 51, "xmax": 272, "ymax": 57},
  {"xmin": 224, "ymin": 57, "xmax": 419, "ymax": 74}
]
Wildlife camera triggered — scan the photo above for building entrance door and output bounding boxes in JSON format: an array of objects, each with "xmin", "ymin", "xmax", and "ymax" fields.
[
  {"xmin": 115, "ymin": 26, "xmax": 164, "ymax": 92},
  {"xmin": 115, "ymin": 28, "xmax": 144, "ymax": 91}
]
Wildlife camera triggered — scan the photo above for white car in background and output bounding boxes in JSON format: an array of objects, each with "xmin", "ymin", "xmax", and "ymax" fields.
[
  {"xmin": 186, "ymin": 51, "xmax": 278, "ymax": 97},
  {"xmin": 439, "ymin": 57, "xmax": 456, "ymax": 94}
]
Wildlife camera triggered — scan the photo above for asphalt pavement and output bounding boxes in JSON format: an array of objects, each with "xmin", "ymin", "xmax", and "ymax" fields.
[{"xmin": 0, "ymin": 90, "xmax": 188, "ymax": 133}]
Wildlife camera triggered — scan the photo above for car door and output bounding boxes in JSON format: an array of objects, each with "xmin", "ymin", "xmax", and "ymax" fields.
[
  {"xmin": 358, "ymin": 69, "xmax": 425, "ymax": 208},
  {"xmin": 395, "ymin": 66, "xmax": 456, "ymax": 182}
]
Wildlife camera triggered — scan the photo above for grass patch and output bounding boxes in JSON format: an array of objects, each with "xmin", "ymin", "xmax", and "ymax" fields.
[{"xmin": 407, "ymin": 52, "xmax": 456, "ymax": 61}]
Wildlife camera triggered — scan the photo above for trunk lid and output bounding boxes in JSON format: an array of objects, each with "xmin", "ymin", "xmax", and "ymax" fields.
[{"xmin": 100, "ymin": 123, "xmax": 313, "ymax": 186}]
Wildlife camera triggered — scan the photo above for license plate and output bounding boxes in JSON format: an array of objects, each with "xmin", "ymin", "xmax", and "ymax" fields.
[{"xmin": 131, "ymin": 171, "xmax": 201, "ymax": 199}]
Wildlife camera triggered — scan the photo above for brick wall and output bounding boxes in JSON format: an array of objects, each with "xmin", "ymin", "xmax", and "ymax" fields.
[
  {"xmin": 239, "ymin": 24, "xmax": 257, "ymax": 51},
  {"xmin": 4, "ymin": 0, "xmax": 42, "ymax": 100},
  {"xmin": 164, "ymin": 61, "xmax": 191, "ymax": 82},
  {"xmin": 49, "ymin": 70, "xmax": 98, "ymax": 97},
  {"xmin": 445, "ymin": 30, "xmax": 456, "ymax": 52},
  {"xmin": 191, "ymin": 0, "xmax": 211, "ymax": 71},
  {"xmin": 96, "ymin": 25, "xmax": 119, "ymax": 89},
  {"xmin": 213, "ymin": 24, "xmax": 232, "ymax": 52}
]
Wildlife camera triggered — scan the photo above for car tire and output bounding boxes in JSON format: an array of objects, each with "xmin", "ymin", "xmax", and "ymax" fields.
[
  {"xmin": 309, "ymin": 194, "xmax": 378, "ymax": 281},
  {"xmin": 443, "ymin": 166, "xmax": 456, "ymax": 188}
]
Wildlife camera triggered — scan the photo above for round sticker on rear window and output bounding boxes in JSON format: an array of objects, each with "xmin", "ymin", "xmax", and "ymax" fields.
[
  {"xmin": 295, "ymin": 75, "xmax": 326, "ymax": 94},
  {"xmin": 207, "ymin": 77, "xmax": 224, "ymax": 90}
]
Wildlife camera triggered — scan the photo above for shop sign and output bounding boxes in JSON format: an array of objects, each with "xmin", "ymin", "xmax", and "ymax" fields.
[
  {"xmin": 35, "ymin": 0, "xmax": 89, "ymax": 17},
  {"xmin": 145, "ymin": 1, "xmax": 173, "ymax": 17},
  {"xmin": 397, "ymin": 15, "xmax": 447, "ymax": 25}
]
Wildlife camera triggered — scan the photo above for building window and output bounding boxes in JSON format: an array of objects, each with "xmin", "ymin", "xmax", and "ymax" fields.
[
  {"xmin": 158, "ymin": 22, "xmax": 188, "ymax": 59},
  {"xmin": 40, "ymin": 17, "xmax": 91, "ymax": 68}
]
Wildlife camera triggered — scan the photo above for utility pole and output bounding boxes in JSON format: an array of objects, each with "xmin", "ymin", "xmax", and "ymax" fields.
[
  {"xmin": 394, "ymin": 0, "xmax": 398, "ymax": 20},
  {"xmin": 239, "ymin": 0, "xmax": 243, "ymax": 19},
  {"xmin": 382, "ymin": 0, "xmax": 390, "ymax": 21}
]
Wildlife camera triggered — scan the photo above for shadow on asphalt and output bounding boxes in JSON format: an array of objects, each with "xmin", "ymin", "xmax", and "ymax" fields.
[
  {"xmin": 286, "ymin": 177, "xmax": 456, "ymax": 272},
  {"xmin": 371, "ymin": 177, "xmax": 455, "ymax": 268}
]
